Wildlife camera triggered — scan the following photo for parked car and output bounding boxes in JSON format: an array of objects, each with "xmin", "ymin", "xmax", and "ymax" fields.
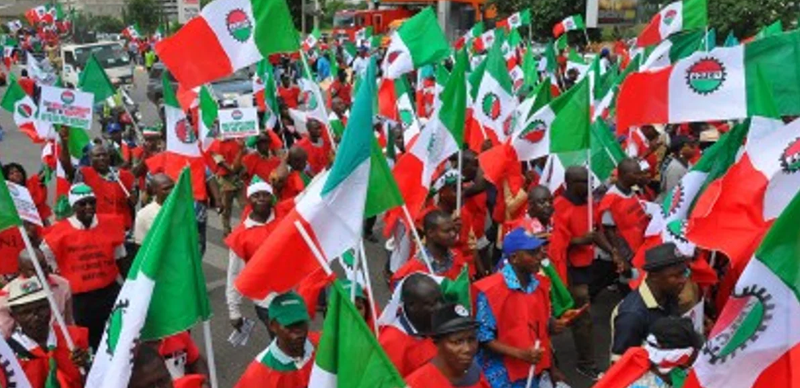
[{"xmin": 146, "ymin": 62, "xmax": 254, "ymax": 108}]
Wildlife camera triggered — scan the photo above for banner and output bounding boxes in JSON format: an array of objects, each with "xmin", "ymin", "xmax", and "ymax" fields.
[
  {"xmin": 38, "ymin": 86, "xmax": 94, "ymax": 130},
  {"xmin": 177, "ymin": 0, "xmax": 200, "ymax": 24},
  {"xmin": 6, "ymin": 182, "xmax": 43, "ymax": 226},
  {"xmin": 218, "ymin": 107, "xmax": 259, "ymax": 139},
  {"xmin": 597, "ymin": 0, "xmax": 638, "ymax": 25}
]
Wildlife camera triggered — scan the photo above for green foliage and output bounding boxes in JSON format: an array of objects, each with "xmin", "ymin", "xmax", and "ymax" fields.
[
  {"xmin": 93, "ymin": 15, "xmax": 126, "ymax": 33},
  {"xmin": 122, "ymin": 0, "xmax": 163, "ymax": 34},
  {"xmin": 708, "ymin": 0, "xmax": 798, "ymax": 39}
]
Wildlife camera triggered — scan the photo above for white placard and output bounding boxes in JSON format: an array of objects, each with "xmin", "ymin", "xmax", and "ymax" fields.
[
  {"xmin": 218, "ymin": 107, "xmax": 260, "ymax": 139},
  {"xmin": 37, "ymin": 86, "xmax": 94, "ymax": 130},
  {"xmin": 178, "ymin": 0, "xmax": 201, "ymax": 24},
  {"xmin": 6, "ymin": 182, "xmax": 43, "ymax": 226}
]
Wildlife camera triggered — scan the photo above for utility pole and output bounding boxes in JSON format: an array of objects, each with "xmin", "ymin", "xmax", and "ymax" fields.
[
  {"xmin": 313, "ymin": 0, "xmax": 319, "ymax": 30},
  {"xmin": 301, "ymin": 0, "xmax": 306, "ymax": 33}
]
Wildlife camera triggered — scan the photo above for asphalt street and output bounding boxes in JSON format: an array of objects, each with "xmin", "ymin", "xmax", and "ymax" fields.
[{"xmin": 0, "ymin": 66, "xmax": 620, "ymax": 388}]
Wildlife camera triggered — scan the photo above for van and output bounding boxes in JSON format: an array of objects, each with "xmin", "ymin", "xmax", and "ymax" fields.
[{"xmin": 61, "ymin": 41, "xmax": 133, "ymax": 89}]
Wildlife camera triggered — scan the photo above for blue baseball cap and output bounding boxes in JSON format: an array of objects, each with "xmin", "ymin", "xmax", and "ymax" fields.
[{"xmin": 502, "ymin": 228, "xmax": 547, "ymax": 256}]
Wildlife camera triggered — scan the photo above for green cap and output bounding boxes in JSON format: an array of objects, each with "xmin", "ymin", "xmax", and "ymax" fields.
[{"xmin": 268, "ymin": 291, "xmax": 310, "ymax": 326}]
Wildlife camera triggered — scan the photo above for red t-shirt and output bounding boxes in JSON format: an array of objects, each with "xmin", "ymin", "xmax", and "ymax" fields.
[
  {"xmin": 241, "ymin": 153, "xmax": 281, "ymax": 185},
  {"xmin": 278, "ymin": 86, "xmax": 301, "ymax": 108},
  {"xmin": 295, "ymin": 136, "xmax": 331, "ymax": 175}
]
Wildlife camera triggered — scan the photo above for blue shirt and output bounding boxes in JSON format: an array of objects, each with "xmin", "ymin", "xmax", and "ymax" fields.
[
  {"xmin": 476, "ymin": 264, "xmax": 540, "ymax": 388},
  {"xmin": 316, "ymin": 57, "xmax": 331, "ymax": 82}
]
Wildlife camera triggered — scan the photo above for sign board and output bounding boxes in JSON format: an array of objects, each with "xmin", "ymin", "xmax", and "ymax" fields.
[
  {"xmin": 218, "ymin": 107, "xmax": 259, "ymax": 139},
  {"xmin": 178, "ymin": 0, "xmax": 201, "ymax": 24},
  {"xmin": 6, "ymin": 182, "xmax": 43, "ymax": 226},
  {"xmin": 592, "ymin": 0, "xmax": 638, "ymax": 26},
  {"xmin": 38, "ymin": 86, "xmax": 94, "ymax": 130}
]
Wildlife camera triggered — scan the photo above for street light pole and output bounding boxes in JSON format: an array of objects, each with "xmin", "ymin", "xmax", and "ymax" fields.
[{"xmin": 301, "ymin": 0, "xmax": 307, "ymax": 33}]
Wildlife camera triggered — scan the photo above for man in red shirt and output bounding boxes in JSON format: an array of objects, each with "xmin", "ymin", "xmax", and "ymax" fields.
[
  {"xmin": 59, "ymin": 128, "xmax": 136, "ymax": 231},
  {"xmin": 392, "ymin": 210, "xmax": 471, "ymax": 284},
  {"xmin": 599, "ymin": 159, "xmax": 651, "ymax": 277},
  {"xmin": 208, "ymin": 138, "xmax": 245, "ymax": 235},
  {"xmin": 379, "ymin": 274, "xmax": 442, "ymax": 377},
  {"xmin": 40, "ymin": 184, "xmax": 127, "ymax": 349},
  {"xmin": 278, "ymin": 76, "xmax": 300, "ymax": 109},
  {"xmin": 295, "ymin": 119, "xmax": 332, "ymax": 175},
  {"xmin": 327, "ymin": 69, "xmax": 352, "ymax": 107},
  {"xmin": 549, "ymin": 167, "xmax": 617, "ymax": 380},
  {"xmin": 149, "ymin": 332, "xmax": 210, "ymax": 384},
  {"xmin": 238, "ymin": 132, "xmax": 282, "ymax": 186}
]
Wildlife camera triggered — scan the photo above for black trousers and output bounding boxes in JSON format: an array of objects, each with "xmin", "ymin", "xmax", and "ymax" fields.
[{"xmin": 73, "ymin": 282, "xmax": 121, "ymax": 350}]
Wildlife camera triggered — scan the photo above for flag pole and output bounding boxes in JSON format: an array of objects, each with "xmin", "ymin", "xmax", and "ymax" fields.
[
  {"xmin": 583, "ymin": 28, "xmax": 591, "ymax": 47},
  {"xmin": 294, "ymin": 220, "xmax": 334, "ymax": 275},
  {"xmin": 18, "ymin": 227, "xmax": 76, "ymax": 351},
  {"xmin": 455, "ymin": 150, "xmax": 463, "ymax": 215},
  {"xmin": 400, "ymin": 204, "xmax": 434, "ymax": 273},
  {"xmin": 586, "ymin": 148, "xmax": 594, "ymax": 231},
  {"xmin": 202, "ymin": 320, "xmax": 219, "ymax": 388},
  {"xmin": 358, "ymin": 239, "xmax": 380, "ymax": 338},
  {"xmin": 350, "ymin": 243, "xmax": 361, "ymax": 302}
]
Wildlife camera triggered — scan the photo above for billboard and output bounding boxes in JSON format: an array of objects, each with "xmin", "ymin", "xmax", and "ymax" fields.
[
  {"xmin": 178, "ymin": 0, "xmax": 201, "ymax": 24},
  {"xmin": 588, "ymin": 0, "xmax": 639, "ymax": 26}
]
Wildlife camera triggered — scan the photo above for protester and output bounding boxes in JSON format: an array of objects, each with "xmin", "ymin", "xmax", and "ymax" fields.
[
  {"xmin": 405, "ymin": 303, "xmax": 490, "ymax": 388},
  {"xmin": 0, "ymin": 249, "xmax": 73, "ymax": 337},
  {"xmin": 392, "ymin": 209, "xmax": 472, "ymax": 283},
  {"xmin": 658, "ymin": 136, "xmax": 695, "ymax": 201},
  {"xmin": 475, "ymin": 228, "xmax": 581, "ymax": 387},
  {"xmin": 225, "ymin": 178, "xmax": 279, "ymax": 330},
  {"xmin": 128, "ymin": 345, "xmax": 176, "ymax": 388},
  {"xmin": 148, "ymin": 332, "xmax": 211, "ymax": 385},
  {"xmin": 598, "ymin": 158, "xmax": 650, "ymax": 278},
  {"xmin": 40, "ymin": 184, "xmax": 126, "ymax": 349},
  {"xmin": 133, "ymin": 173, "xmax": 174, "ymax": 247},
  {"xmin": 295, "ymin": 118, "xmax": 332, "ymax": 175},
  {"xmin": 278, "ymin": 76, "xmax": 301, "ymax": 109},
  {"xmin": 597, "ymin": 317, "xmax": 702, "ymax": 388},
  {"xmin": 379, "ymin": 273, "xmax": 441, "ymax": 377},
  {"xmin": 208, "ymin": 138, "xmax": 245, "ymax": 236},
  {"xmin": 3, "ymin": 162, "xmax": 51, "ymax": 223},
  {"xmin": 6, "ymin": 276, "xmax": 90, "ymax": 388},
  {"xmin": 238, "ymin": 132, "xmax": 283, "ymax": 186},
  {"xmin": 548, "ymin": 166, "xmax": 615, "ymax": 380},
  {"xmin": 610, "ymin": 243, "xmax": 689, "ymax": 361},
  {"xmin": 235, "ymin": 292, "xmax": 318, "ymax": 387},
  {"xmin": 59, "ymin": 128, "xmax": 136, "ymax": 231}
]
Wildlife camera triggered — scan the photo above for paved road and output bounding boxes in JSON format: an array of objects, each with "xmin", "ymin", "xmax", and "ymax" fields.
[{"xmin": 0, "ymin": 66, "xmax": 620, "ymax": 388}]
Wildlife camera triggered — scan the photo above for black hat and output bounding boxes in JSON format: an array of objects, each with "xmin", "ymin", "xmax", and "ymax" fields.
[
  {"xmin": 643, "ymin": 242, "xmax": 689, "ymax": 272},
  {"xmin": 430, "ymin": 303, "xmax": 478, "ymax": 337}
]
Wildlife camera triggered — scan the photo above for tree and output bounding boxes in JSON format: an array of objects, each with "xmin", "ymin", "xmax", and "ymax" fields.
[
  {"xmin": 123, "ymin": 0, "xmax": 163, "ymax": 33},
  {"xmin": 94, "ymin": 15, "xmax": 126, "ymax": 33},
  {"xmin": 708, "ymin": 0, "xmax": 798, "ymax": 39}
]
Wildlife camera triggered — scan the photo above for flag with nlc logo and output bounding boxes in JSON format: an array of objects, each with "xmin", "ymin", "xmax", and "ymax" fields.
[
  {"xmin": 156, "ymin": 0, "xmax": 298, "ymax": 89},
  {"xmin": 617, "ymin": 31, "xmax": 800, "ymax": 132}
]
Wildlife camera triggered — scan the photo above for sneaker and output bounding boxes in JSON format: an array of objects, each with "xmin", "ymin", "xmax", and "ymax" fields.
[{"xmin": 575, "ymin": 365, "xmax": 604, "ymax": 381}]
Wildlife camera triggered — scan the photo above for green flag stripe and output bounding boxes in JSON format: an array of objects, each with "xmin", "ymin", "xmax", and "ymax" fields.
[
  {"xmin": 0, "ymin": 170, "xmax": 22, "ymax": 231},
  {"xmin": 754, "ymin": 192, "xmax": 800, "ymax": 301}
]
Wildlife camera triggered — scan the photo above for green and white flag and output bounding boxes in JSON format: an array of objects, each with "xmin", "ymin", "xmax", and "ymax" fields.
[
  {"xmin": 86, "ymin": 168, "xmax": 211, "ymax": 388},
  {"xmin": 162, "ymin": 73, "xmax": 200, "ymax": 157},
  {"xmin": 342, "ymin": 41, "xmax": 357, "ymax": 65},
  {"xmin": 308, "ymin": 281, "xmax": 406, "ymax": 388},
  {"xmin": 499, "ymin": 9, "xmax": 532, "ymax": 31},
  {"xmin": 641, "ymin": 29, "xmax": 705, "ymax": 70},
  {"xmin": 688, "ymin": 189, "xmax": 800, "ymax": 387},
  {"xmin": 512, "ymin": 77, "xmax": 590, "ymax": 161},
  {"xmin": 0, "ymin": 170, "xmax": 23, "ymax": 233},
  {"xmin": 355, "ymin": 26, "xmax": 373, "ymax": 44},
  {"xmin": 299, "ymin": 51, "xmax": 330, "ymax": 129},
  {"xmin": 198, "ymin": 86, "xmax": 218, "ymax": 151},
  {"xmin": 473, "ymin": 35, "xmax": 516, "ymax": 141},
  {"xmin": 303, "ymin": 27, "xmax": 321, "ymax": 51},
  {"xmin": 553, "ymin": 15, "xmax": 585, "ymax": 37},
  {"xmin": 382, "ymin": 7, "xmax": 450, "ymax": 79}
]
